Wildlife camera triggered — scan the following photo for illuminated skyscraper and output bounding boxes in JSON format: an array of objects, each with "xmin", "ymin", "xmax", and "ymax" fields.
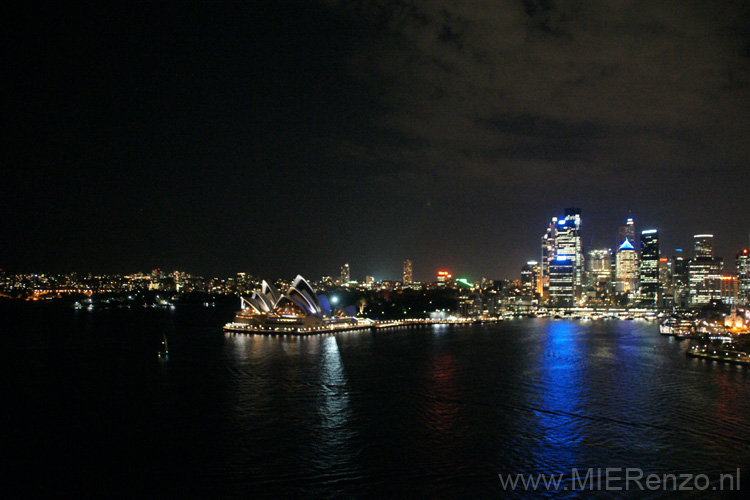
[
  {"xmin": 639, "ymin": 229, "xmax": 659, "ymax": 305},
  {"xmin": 694, "ymin": 234, "xmax": 714, "ymax": 258},
  {"xmin": 521, "ymin": 261, "xmax": 540, "ymax": 297},
  {"xmin": 736, "ymin": 249, "xmax": 749, "ymax": 305},
  {"xmin": 615, "ymin": 238, "xmax": 638, "ymax": 294},
  {"xmin": 541, "ymin": 220, "xmax": 557, "ymax": 299},
  {"xmin": 340, "ymin": 263, "xmax": 350, "ymax": 286},
  {"xmin": 403, "ymin": 259, "xmax": 413, "ymax": 285},
  {"xmin": 586, "ymin": 249, "xmax": 613, "ymax": 286},
  {"xmin": 546, "ymin": 208, "xmax": 584, "ymax": 307},
  {"xmin": 658, "ymin": 258, "xmax": 670, "ymax": 293},
  {"xmin": 672, "ymin": 249, "xmax": 688, "ymax": 287},
  {"xmin": 618, "ymin": 217, "xmax": 636, "ymax": 250},
  {"xmin": 689, "ymin": 235, "xmax": 722, "ymax": 305}
]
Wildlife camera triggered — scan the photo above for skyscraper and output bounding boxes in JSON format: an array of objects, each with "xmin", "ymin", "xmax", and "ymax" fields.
[
  {"xmin": 689, "ymin": 235, "xmax": 722, "ymax": 305},
  {"xmin": 403, "ymin": 259, "xmax": 413, "ymax": 285},
  {"xmin": 618, "ymin": 217, "xmax": 636, "ymax": 249},
  {"xmin": 541, "ymin": 220, "xmax": 557, "ymax": 300},
  {"xmin": 672, "ymin": 249, "xmax": 688, "ymax": 287},
  {"xmin": 521, "ymin": 261, "xmax": 540, "ymax": 297},
  {"xmin": 586, "ymin": 249, "xmax": 613, "ymax": 286},
  {"xmin": 639, "ymin": 229, "xmax": 659, "ymax": 305},
  {"xmin": 615, "ymin": 238, "xmax": 638, "ymax": 294},
  {"xmin": 546, "ymin": 208, "xmax": 584, "ymax": 307},
  {"xmin": 694, "ymin": 234, "xmax": 714, "ymax": 258},
  {"xmin": 736, "ymin": 249, "xmax": 749, "ymax": 305},
  {"xmin": 340, "ymin": 263, "xmax": 350, "ymax": 286}
]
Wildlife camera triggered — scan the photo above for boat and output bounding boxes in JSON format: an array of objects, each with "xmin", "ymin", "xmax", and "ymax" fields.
[{"xmin": 158, "ymin": 333, "xmax": 169, "ymax": 360}]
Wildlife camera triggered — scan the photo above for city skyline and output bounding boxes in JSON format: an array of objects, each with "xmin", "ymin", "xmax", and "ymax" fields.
[
  {"xmin": 2, "ymin": 214, "xmax": 748, "ymax": 285},
  {"xmin": 6, "ymin": 1, "xmax": 750, "ymax": 281}
]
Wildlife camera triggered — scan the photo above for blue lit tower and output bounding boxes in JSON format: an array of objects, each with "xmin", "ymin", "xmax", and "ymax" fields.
[
  {"xmin": 547, "ymin": 208, "xmax": 584, "ymax": 307},
  {"xmin": 639, "ymin": 229, "xmax": 659, "ymax": 306}
]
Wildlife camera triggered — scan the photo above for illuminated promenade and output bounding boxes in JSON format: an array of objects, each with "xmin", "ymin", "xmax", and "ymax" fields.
[
  {"xmin": 222, "ymin": 317, "xmax": 501, "ymax": 335},
  {"xmin": 687, "ymin": 344, "xmax": 750, "ymax": 366}
]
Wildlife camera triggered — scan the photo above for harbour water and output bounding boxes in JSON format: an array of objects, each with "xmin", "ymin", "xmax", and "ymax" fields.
[{"xmin": 7, "ymin": 302, "xmax": 750, "ymax": 498}]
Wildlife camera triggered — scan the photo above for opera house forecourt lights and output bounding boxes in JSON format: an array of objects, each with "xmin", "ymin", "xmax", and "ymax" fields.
[{"xmin": 224, "ymin": 275, "xmax": 369, "ymax": 334}]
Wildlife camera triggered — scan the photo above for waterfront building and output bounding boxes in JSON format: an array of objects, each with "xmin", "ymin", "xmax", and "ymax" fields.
[
  {"xmin": 615, "ymin": 238, "xmax": 638, "ymax": 294},
  {"xmin": 403, "ymin": 259, "xmax": 413, "ymax": 285},
  {"xmin": 340, "ymin": 263, "xmax": 350, "ymax": 287},
  {"xmin": 231, "ymin": 275, "xmax": 358, "ymax": 332},
  {"xmin": 689, "ymin": 235, "xmax": 723, "ymax": 305},
  {"xmin": 736, "ymin": 249, "xmax": 749, "ymax": 305},
  {"xmin": 639, "ymin": 229, "xmax": 659, "ymax": 306},
  {"xmin": 546, "ymin": 208, "xmax": 584, "ymax": 307}
]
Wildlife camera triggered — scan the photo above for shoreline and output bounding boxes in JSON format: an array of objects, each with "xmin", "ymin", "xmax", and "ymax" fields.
[{"xmin": 686, "ymin": 350, "xmax": 750, "ymax": 366}]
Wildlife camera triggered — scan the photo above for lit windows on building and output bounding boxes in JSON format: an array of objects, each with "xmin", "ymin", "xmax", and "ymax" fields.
[
  {"xmin": 689, "ymin": 259, "xmax": 723, "ymax": 305},
  {"xmin": 403, "ymin": 259, "xmax": 413, "ymax": 285},
  {"xmin": 618, "ymin": 217, "xmax": 636, "ymax": 250},
  {"xmin": 688, "ymin": 235, "xmax": 722, "ymax": 305},
  {"xmin": 694, "ymin": 234, "xmax": 714, "ymax": 258},
  {"xmin": 615, "ymin": 238, "xmax": 638, "ymax": 294},
  {"xmin": 437, "ymin": 271, "xmax": 452, "ymax": 287},
  {"xmin": 720, "ymin": 276, "xmax": 739, "ymax": 306},
  {"xmin": 544, "ymin": 208, "xmax": 583, "ymax": 307},
  {"xmin": 586, "ymin": 249, "xmax": 612, "ymax": 285},
  {"xmin": 340, "ymin": 263, "xmax": 350, "ymax": 287},
  {"xmin": 639, "ymin": 229, "xmax": 659, "ymax": 306},
  {"xmin": 736, "ymin": 249, "xmax": 749, "ymax": 305},
  {"xmin": 521, "ymin": 261, "xmax": 540, "ymax": 297}
]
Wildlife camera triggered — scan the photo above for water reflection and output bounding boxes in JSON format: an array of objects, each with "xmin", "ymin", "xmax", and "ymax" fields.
[
  {"xmin": 534, "ymin": 321, "xmax": 585, "ymax": 471},
  {"xmin": 316, "ymin": 336, "xmax": 354, "ymax": 441}
]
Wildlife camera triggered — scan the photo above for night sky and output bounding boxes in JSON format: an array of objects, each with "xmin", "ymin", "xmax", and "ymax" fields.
[{"xmin": 6, "ymin": 1, "xmax": 750, "ymax": 281}]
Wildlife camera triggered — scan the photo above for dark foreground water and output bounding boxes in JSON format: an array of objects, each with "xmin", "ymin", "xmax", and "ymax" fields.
[{"xmin": 6, "ymin": 302, "xmax": 750, "ymax": 499}]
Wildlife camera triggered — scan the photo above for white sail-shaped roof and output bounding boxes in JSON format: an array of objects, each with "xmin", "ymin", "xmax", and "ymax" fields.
[{"xmin": 262, "ymin": 280, "xmax": 281, "ymax": 305}]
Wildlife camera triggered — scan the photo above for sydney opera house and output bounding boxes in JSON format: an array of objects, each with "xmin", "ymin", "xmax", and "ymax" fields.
[{"xmin": 224, "ymin": 275, "xmax": 364, "ymax": 334}]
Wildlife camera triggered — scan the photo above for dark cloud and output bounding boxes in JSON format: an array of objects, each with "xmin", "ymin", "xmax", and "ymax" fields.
[
  {"xmin": 315, "ymin": 0, "xmax": 750, "ymax": 276},
  {"xmin": 4, "ymin": 0, "xmax": 749, "ymax": 280}
]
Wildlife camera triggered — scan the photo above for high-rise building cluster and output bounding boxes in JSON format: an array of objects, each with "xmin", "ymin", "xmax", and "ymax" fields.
[{"xmin": 524, "ymin": 209, "xmax": 749, "ymax": 308}]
